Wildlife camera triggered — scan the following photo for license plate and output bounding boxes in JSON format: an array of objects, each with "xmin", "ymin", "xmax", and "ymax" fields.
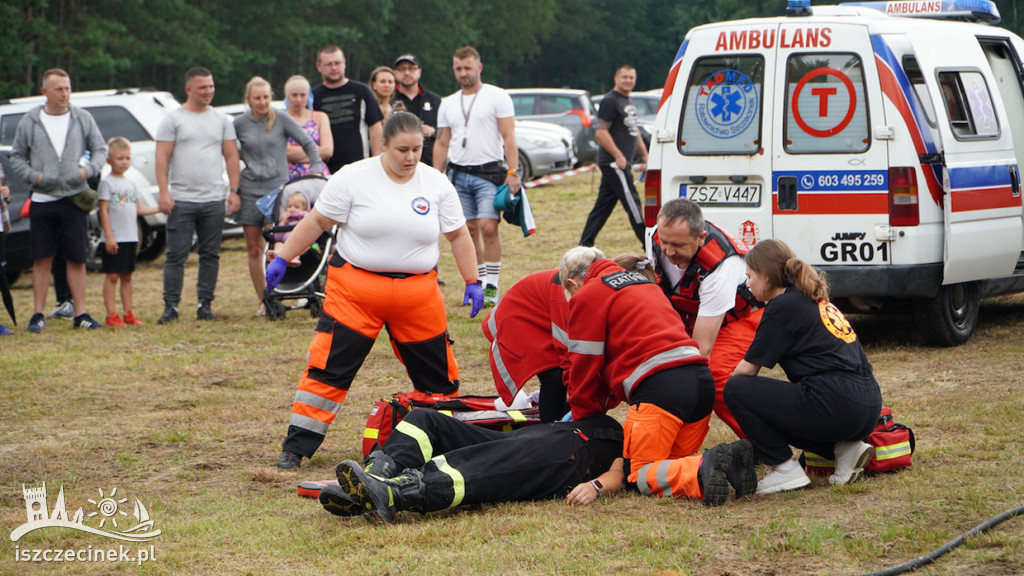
[{"xmin": 681, "ymin": 184, "xmax": 761, "ymax": 206}]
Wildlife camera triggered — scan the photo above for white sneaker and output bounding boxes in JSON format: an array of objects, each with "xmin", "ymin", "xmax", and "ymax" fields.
[
  {"xmin": 756, "ymin": 462, "xmax": 811, "ymax": 495},
  {"xmin": 829, "ymin": 441, "xmax": 874, "ymax": 486}
]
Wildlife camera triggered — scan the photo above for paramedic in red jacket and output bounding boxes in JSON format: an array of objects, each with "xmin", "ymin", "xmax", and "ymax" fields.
[
  {"xmin": 481, "ymin": 268, "xmax": 570, "ymax": 422},
  {"xmin": 560, "ymin": 247, "xmax": 756, "ymax": 506},
  {"xmin": 648, "ymin": 198, "xmax": 763, "ymax": 438}
]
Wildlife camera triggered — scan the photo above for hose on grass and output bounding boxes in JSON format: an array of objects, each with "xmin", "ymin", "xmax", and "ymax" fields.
[{"xmin": 858, "ymin": 504, "xmax": 1024, "ymax": 576}]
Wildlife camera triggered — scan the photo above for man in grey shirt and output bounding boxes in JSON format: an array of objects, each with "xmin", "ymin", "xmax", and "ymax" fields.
[
  {"xmin": 156, "ymin": 66, "xmax": 241, "ymax": 323},
  {"xmin": 10, "ymin": 68, "xmax": 108, "ymax": 332}
]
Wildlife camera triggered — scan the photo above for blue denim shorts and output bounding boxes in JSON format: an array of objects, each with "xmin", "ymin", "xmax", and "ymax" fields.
[{"xmin": 450, "ymin": 170, "xmax": 500, "ymax": 221}]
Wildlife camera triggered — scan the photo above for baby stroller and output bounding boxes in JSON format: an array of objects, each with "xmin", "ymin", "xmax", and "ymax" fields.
[{"xmin": 261, "ymin": 175, "xmax": 334, "ymax": 321}]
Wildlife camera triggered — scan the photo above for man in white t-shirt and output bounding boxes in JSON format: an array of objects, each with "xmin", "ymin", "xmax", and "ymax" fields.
[
  {"xmin": 155, "ymin": 66, "xmax": 241, "ymax": 323},
  {"xmin": 647, "ymin": 198, "xmax": 764, "ymax": 439},
  {"xmin": 10, "ymin": 68, "xmax": 108, "ymax": 332},
  {"xmin": 433, "ymin": 46, "xmax": 521, "ymax": 306}
]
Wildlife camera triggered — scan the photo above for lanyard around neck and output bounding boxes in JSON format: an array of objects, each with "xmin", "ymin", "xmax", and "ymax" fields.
[{"xmin": 459, "ymin": 88, "xmax": 479, "ymax": 148}]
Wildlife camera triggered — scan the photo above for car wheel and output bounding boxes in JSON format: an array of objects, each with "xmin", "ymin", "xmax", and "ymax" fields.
[
  {"xmin": 913, "ymin": 281, "xmax": 981, "ymax": 346},
  {"xmin": 136, "ymin": 218, "xmax": 166, "ymax": 262},
  {"xmin": 517, "ymin": 151, "xmax": 532, "ymax": 182}
]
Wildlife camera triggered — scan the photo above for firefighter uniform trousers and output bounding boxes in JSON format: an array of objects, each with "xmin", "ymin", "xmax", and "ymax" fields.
[
  {"xmin": 385, "ymin": 410, "xmax": 623, "ymax": 512},
  {"xmin": 626, "ymin": 366, "xmax": 715, "ymax": 500},
  {"xmin": 283, "ymin": 259, "xmax": 460, "ymax": 457},
  {"xmin": 710, "ymin": 307, "xmax": 763, "ymax": 439}
]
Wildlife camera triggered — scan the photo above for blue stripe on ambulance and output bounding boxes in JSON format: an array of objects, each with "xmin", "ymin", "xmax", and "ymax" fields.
[{"xmin": 947, "ymin": 164, "xmax": 1013, "ymax": 191}]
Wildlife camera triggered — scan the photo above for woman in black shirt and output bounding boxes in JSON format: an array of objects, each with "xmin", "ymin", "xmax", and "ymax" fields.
[{"xmin": 725, "ymin": 239, "xmax": 882, "ymax": 495}]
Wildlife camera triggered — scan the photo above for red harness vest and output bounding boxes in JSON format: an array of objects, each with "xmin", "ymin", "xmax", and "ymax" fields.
[{"xmin": 652, "ymin": 222, "xmax": 760, "ymax": 332}]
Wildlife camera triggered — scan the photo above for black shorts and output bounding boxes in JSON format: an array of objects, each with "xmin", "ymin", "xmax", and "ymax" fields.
[
  {"xmin": 29, "ymin": 198, "xmax": 89, "ymax": 263},
  {"xmin": 101, "ymin": 241, "xmax": 138, "ymax": 274}
]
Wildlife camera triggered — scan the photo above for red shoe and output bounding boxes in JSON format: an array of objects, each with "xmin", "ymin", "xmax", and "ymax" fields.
[
  {"xmin": 106, "ymin": 313, "xmax": 127, "ymax": 327},
  {"xmin": 122, "ymin": 312, "xmax": 144, "ymax": 326}
]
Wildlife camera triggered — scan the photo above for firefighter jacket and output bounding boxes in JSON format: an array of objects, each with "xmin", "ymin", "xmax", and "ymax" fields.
[
  {"xmin": 566, "ymin": 259, "xmax": 708, "ymax": 420},
  {"xmin": 482, "ymin": 269, "xmax": 570, "ymax": 404},
  {"xmin": 649, "ymin": 221, "xmax": 760, "ymax": 332}
]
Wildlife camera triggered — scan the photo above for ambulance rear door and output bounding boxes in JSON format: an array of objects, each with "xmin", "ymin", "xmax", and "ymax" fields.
[
  {"xmin": 771, "ymin": 21, "xmax": 891, "ymax": 271},
  {"xmin": 669, "ymin": 22, "xmax": 777, "ymax": 246},
  {"xmin": 908, "ymin": 29, "xmax": 1023, "ymax": 284}
]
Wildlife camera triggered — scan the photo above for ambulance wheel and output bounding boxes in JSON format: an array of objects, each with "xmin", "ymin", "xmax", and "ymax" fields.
[{"xmin": 913, "ymin": 281, "xmax": 980, "ymax": 347}]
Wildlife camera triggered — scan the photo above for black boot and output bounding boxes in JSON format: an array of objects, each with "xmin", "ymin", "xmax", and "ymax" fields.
[
  {"xmin": 725, "ymin": 439, "xmax": 757, "ymax": 497},
  {"xmin": 336, "ymin": 460, "xmax": 425, "ymax": 523},
  {"xmin": 699, "ymin": 444, "xmax": 731, "ymax": 506},
  {"xmin": 319, "ymin": 484, "xmax": 362, "ymax": 517},
  {"xmin": 364, "ymin": 450, "xmax": 396, "ymax": 479}
]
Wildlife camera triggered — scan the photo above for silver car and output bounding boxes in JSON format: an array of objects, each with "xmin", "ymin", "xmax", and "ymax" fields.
[
  {"xmin": 515, "ymin": 120, "xmax": 577, "ymax": 181},
  {"xmin": 507, "ymin": 88, "xmax": 598, "ymax": 165}
]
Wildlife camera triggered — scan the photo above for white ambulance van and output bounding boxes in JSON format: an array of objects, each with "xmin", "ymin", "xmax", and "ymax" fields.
[{"xmin": 644, "ymin": 0, "xmax": 1024, "ymax": 345}]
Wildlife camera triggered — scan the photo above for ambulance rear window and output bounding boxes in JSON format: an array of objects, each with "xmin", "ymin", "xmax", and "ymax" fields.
[
  {"xmin": 937, "ymin": 71, "xmax": 999, "ymax": 139},
  {"xmin": 678, "ymin": 56, "xmax": 764, "ymax": 155},
  {"xmin": 784, "ymin": 53, "xmax": 869, "ymax": 154}
]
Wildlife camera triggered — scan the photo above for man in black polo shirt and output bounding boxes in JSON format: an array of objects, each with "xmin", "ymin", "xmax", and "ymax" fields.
[
  {"xmin": 579, "ymin": 64, "xmax": 648, "ymax": 248},
  {"xmin": 393, "ymin": 54, "xmax": 442, "ymax": 167}
]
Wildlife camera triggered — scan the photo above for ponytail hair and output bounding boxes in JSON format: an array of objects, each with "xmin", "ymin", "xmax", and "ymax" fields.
[
  {"xmin": 612, "ymin": 252, "xmax": 657, "ymax": 283},
  {"xmin": 745, "ymin": 239, "xmax": 829, "ymax": 302}
]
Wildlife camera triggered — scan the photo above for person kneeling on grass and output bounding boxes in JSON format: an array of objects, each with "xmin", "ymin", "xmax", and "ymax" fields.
[
  {"xmin": 320, "ymin": 409, "xmax": 624, "ymax": 523},
  {"xmin": 724, "ymin": 239, "xmax": 883, "ymax": 495}
]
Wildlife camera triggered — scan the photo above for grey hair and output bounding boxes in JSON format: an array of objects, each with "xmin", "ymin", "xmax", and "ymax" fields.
[
  {"xmin": 559, "ymin": 246, "xmax": 606, "ymax": 287},
  {"xmin": 657, "ymin": 198, "xmax": 704, "ymax": 236}
]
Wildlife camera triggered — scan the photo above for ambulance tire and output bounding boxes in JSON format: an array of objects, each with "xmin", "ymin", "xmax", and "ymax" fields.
[{"xmin": 913, "ymin": 281, "xmax": 980, "ymax": 347}]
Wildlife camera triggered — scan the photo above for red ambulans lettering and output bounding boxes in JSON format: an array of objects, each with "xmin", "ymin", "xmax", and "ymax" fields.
[
  {"xmin": 886, "ymin": 1, "xmax": 942, "ymax": 15},
  {"xmin": 715, "ymin": 28, "xmax": 831, "ymax": 51}
]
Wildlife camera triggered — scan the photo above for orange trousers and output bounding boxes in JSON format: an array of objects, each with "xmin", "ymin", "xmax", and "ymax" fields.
[
  {"xmin": 283, "ymin": 261, "xmax": 459, "ymax": 457},
  {"xmin": 710, "ymin": 308, "xmax": 762, "ymax": 438},
  {"xmin": 624, "ymin": 403, "xmax": 712, "ymax": 500}
]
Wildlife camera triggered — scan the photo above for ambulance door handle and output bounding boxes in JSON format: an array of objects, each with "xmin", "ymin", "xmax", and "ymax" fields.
[
  {"xmin": 778, "ymin": 176, "xmax": 798, "ymax": 211},
  {"xmin": 919, "ymin": 153, "xmax": 943, "ymax": 165},
  {"xmin": 1010, "ymin": 165, "xmax": 1020, "ymax": 197}
]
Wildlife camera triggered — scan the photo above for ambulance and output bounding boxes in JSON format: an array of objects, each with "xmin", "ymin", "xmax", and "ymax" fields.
[{"xmin": 644, "ymin": 0, "xmax": 1024, "ymax": 345}]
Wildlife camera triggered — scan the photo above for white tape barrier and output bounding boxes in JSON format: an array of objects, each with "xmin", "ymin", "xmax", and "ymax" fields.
[{"xmin": 522, "ymin": 163, "xmax": 646, "ymax": 189}]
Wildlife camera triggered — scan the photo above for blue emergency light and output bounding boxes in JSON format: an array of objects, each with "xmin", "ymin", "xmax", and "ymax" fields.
[
  {"xmin": 787, "ymin": 0, "xmax": 813, "ymax": 16},
  {"xmin": 838, "ymin": 0, "xmax": 1001, "ymax": 24}
]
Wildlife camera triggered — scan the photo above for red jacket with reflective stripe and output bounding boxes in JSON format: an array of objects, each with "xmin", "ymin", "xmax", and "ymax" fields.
[
  {"xmin": 566, "ymin": 259, "xmax": 707, "ymax": 420},
  {"xmin": 481, "ymin": 269, "xmax": 570, "ymax": 404}
]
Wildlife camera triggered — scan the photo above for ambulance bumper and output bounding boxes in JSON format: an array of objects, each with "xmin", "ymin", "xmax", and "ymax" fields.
[{"xmin": 822, "ymin": 264, "xmax": 943, "ymax": 298}]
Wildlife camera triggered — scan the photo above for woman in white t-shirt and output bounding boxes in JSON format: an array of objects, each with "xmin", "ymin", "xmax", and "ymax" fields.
[{"xmin": 266, "ymin": 112, "xmax": 484, "ymax": 469}]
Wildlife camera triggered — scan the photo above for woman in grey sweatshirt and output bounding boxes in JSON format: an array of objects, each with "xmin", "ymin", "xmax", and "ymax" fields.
[{"xmin": 234, "ymin": 76, "xmax": 323, "ymax": 314}]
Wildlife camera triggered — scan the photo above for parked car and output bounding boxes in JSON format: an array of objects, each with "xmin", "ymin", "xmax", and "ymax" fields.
[
  {"xmin": 514, "ymin": 120, "xmax": 576, "ymax": 181},
  {"xmin": 0, "ymin": 88, "xmax": 180, "ymax": 269},
  {"xmin": 0, "ymin": 148, "xmax": 32, "ymax": 284},
  {"xmin": 507, "ymin": 88, "xmax": 598, "ymax": 165}
]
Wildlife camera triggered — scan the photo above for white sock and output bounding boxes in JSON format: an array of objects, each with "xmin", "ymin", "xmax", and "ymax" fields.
[{"xmin": 485, "ymin": 261, "xmax": 501, "ymax": 288}]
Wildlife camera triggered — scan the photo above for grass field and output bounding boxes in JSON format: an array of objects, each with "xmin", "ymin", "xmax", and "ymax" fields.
[{"xmin": 1, "ymin": 169, "xmax": 1023, "ymax": 576}]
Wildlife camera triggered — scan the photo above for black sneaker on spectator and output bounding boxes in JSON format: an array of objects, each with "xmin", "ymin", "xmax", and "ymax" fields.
[
  {"xmin": 48, "ymin": 300, "xmax": 74, "ymax": 319},
  {"xmin": 196, "ymin": 302, "xmax": 217, "ymax": 321},
  {"xmin": 27, "ymin": 313, "xmax": 46, "ymax": 333},
  {"xmin": 73, "ymin": 313, "xmax": 104, "ymax": 330},
  {"xmin": 157, "ymin": 306, "xmax": 179, "ymax": 324}
]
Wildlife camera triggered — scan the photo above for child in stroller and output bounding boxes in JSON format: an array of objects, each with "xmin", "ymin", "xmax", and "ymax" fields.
[{"xmin": 262, "ymin": 175, "xmax": 333, "ymax": 320}]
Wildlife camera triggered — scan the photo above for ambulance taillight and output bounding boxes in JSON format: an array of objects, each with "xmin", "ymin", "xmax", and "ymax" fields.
[
  {"xmin": 888, "ymin": 167, "xmax": 919, "ymax": 226},
  {"xmin": 644, "ymin": 169, "xmax": 662, "ymax": 226}
]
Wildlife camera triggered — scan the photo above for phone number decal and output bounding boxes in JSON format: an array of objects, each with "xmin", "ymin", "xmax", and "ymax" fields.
[{"xmin": 773, "ymin": 170, "xmax": 887, "ymax": 192}]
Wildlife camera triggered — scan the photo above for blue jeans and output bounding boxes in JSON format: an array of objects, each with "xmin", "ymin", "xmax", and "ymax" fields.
[
  {"xmin": 449, "ymin": 170, "xmax": 499, "ymax": 221},
  {"xmin": 163, "ymin": 200, "xmax": 225, "ymax": 307}
]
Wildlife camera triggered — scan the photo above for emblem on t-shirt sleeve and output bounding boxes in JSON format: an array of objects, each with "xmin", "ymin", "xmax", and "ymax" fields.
[
  {"xmin": 818, "ymin": 301, "xmax": 857, "ymax": 343},
  {"xmin": 411, "ymin": 197, "xmax": 431, "ymax": 215}
]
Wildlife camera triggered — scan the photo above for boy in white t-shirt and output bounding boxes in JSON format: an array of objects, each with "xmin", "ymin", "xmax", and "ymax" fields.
[{"xmin": 98, "ymin": 137, "xmax": 159, "ymax": 326}]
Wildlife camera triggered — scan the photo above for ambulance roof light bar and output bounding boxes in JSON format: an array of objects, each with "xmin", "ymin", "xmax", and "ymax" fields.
[
  {"xmin": 787, "ymin": 0, "xmax": 813, "ymax": 16},
  {"xmin": 837, "ymin": 0, "xmax": 1001, "ymax": 24}
]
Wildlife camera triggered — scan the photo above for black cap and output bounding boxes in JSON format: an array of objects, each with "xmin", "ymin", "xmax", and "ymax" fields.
[{"xmin": 393, "ymin": 54, "xmax": 420, "ymax": 68}]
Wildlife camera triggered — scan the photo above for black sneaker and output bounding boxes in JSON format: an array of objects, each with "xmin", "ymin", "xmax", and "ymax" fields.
[
  {"xmin": 196, "ymin": 302, "xmax": 217, "ymax": 321},
  {"xmin": 277, "ymin": 451, "xmax": 301, "ymax": 469},
  {"xmin": 724, "ymin": 440, "xmax": 758, "ymax": 498},
  {"xmin": 73, "ymin": 313, "xmax": 104, "ymax": 329},
  {"xmin": 157, "ymin": 306, "xmax": 179, "ymax": 324},
  {"xmin": 700, "ymin": 444, "xmax": 732, "ymax": 507},
  {"xmin": 27, "ymin": 313, "xmax": 46, "ymax": 333}
]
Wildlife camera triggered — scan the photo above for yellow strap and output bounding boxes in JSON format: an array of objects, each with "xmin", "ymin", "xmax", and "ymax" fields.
[
  {"xmin": 507, "ymin": 410, "xmax": 526, "ymax": 423},
  {"xmin": 394, "ymin": 419, "xmax": 433, "ymax": 463},
  {"xmin": 432, "ymin": 455, "xmax": 465, "ymax": 508}
]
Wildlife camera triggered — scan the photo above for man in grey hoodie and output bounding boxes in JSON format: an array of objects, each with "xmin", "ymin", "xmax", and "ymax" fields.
[{"xmin": 10, "ymin": 68, "xmax": 108, "ymax": 332}]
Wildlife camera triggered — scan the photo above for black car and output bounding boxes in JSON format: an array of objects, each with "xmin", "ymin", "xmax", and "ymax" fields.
[{"xmin": 1, "ymin": 148, "xmax": 32, "ymax": 284}]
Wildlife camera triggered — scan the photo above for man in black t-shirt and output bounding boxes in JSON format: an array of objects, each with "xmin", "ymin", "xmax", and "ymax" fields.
[
  {"xmin": 392, "ymin": 54, "xmax": 442, "ymax": 167},
  {"xmin": 579, "ymin": 64, "xmax": 648, "ymax": 247},
  {"xmin": 313, "ymin": 45, "xmax": 384, "ymax": 173}
]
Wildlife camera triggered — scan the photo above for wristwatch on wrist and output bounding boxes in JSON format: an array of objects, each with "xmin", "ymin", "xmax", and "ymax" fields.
[{"xmin": 590, "ymin": 479, "xmax": 604, "ymax": 496}]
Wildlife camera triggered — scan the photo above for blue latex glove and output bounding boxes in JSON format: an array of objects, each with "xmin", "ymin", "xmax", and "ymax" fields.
[
  {"xmin": 266, "ymin": 256, "xmax": 288, "ymax": 292},
  {"xmin": 463, "ymin": 282, "xmax": 484, "ymax": 318}
]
